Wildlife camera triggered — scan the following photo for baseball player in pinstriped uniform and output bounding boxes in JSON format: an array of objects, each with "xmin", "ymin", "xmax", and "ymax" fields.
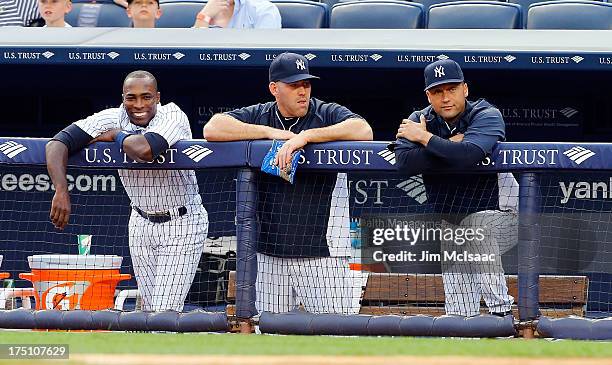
[
  {"xmin": 46, "ymin": 70, "xmax": 208, "ymax": 312},
  {"xmin": 390, "ymin": 59, "xmax": 517, "ymax": 317},
  {"xmin": 204, "ymin": 53, "xmax": 372, "ymax": 316}
]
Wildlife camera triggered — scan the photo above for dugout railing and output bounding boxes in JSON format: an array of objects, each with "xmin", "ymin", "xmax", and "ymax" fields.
[{"xmin": 0, "ymin": 138, "xmax": 610, "ymax": 339}]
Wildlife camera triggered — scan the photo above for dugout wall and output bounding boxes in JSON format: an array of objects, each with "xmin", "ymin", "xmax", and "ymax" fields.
[
  {"xmin": 0, "ymin": 28, "xmax": 611, "ymax": 142},
  {"xmin": 0, "ymin": 138, "xmax": 611, "ymax": 339}
]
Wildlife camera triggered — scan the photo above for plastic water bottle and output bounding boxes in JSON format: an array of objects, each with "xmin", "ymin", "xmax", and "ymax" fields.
[
  {"xmin": 3, "ymin": 279, "xmax": 15, "ymax": 309},
  {"xmin": 350, "ymin": 218, "xmax": 361, "ymax": 249}
]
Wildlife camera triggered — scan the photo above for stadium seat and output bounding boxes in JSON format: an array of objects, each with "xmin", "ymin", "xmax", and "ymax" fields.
[
  {"xmin": 406, "ymin": 0, "xmax": 507, "ymax": 24},
  {"xmin": 158, "ymin": 1, "xmax": 205, "ymax": 28},
  {"xmin": 412, "ymin": 0, "xmax": 460, "ymax": 11},
  {"xmin": 330, "ymin": 1, "xmax": 425, "ymax": 29},
  {"xmin": 321, "ymin": 0, "xmax": 342, "ymax": 8},
  {"xmin": 527, "ymin": 0, "xmax": 612, "ymax": 29},
  {"xmin": 507, "ymin": 0, "xmax": 543, "ymax": 27},
  {"xmin": 509, "ymin": 0, "xmax": 604, "ymax": 27},
  {"xmin": 412, "ymin": 0, "xmax": 503, "ymax": 12},
  {"xmin": 272, "ymin": 0, "xmax": 329, "ymax": 28},
  {"xmin": 66, "ymin": 3, "xmax": 132, "ymax": 27},
  {"xmin": 427, "ymin": 1, "xmax": 522, "ymax": 29}
]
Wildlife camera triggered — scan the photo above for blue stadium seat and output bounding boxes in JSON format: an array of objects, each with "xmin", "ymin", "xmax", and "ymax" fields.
[
  {"xmin": 66, "ymin": 3, "xmax": 131, "ymax": 27},
  {"xmin": 509, "ymin": 0, "xmax": 604, "ymax": 28},
  {"xmin": 412, "ymin": 0, "xmax": 504, "ymax": 12},
  {"xmin": 412, "ymin": 0, "xmax": 460, "ymax": 12},
  {"xmin": 321, "ymin": 0, "xmax": 342, "ymax": 8},
  {"xmin": 527, "ymin": 0, "xmax": 612, "ymax": 29},
  {"xmin": 158, "ymin": 1, "xmax": 205, "ymax": 28},
  {"xmin": 427, "ymin": 1, "xmax": 522, "ymax": 29},
  {"xmin": 402, "ymin": 0, "xmax": 507, "ymax": 24},
  {"xmin": 330, "ymin": 1, "xmax": 424, "ymax": 29},
  {"xmin": 272, "ymin": 0, "xmax": 329, "ymax": 28}
]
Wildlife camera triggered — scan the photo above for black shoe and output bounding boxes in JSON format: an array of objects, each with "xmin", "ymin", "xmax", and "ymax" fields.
[{"xmin": 490, "ymin": 311, "xmax": 512, "ymax": 317}]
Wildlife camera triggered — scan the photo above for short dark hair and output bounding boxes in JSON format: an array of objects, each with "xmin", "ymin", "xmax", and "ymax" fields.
[
  {"xmin": 123, "ymin": 70, "xmax": 158, "ymax": 91},
  {"xmin": 127, "ymin": 0, "xmax": 160, "ymax": 5}
]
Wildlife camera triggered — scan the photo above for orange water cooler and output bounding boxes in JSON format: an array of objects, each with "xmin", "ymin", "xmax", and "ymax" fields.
[{"xmin": 19, "ymin": 255, "xmax": 131, "ymax": 310}]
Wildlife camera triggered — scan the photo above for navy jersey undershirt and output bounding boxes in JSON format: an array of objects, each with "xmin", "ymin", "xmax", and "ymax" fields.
[{"xmin": 226, "ymin": 98, "xmax": 361, "ymax": 257}]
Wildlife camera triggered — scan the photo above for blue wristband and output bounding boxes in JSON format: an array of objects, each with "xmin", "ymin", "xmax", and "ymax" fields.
[{"xmin": 115, "ymin": 131, "xmax": 133, "ymax": 149}]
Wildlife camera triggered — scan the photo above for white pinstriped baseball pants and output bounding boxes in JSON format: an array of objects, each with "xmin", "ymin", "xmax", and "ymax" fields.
[
  {"xmin": 441, "ymin": 210, "xmax": 517, "ymax": 316},
  {"xmin": 255, "ymin": 253, "xmax": 360, "ymax": 315},
  {"xmin": 128, "ymin": 207, "xmax": 208, "ymax": 312}
]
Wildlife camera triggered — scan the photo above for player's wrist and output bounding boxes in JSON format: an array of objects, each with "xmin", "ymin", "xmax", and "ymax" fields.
[
  {"xmin": 54, "ymin": 187, "xmax": 70, "ymax": 196},
  {"xmin": 298, "ymin": 129, "xmax": 312, "ymax": 144},
  {"xmin": 115, "ymin": 131, "xmax": 133, "ymax": 149},
  {"xmin": 419, "ymin": 131, "xmax": 433, "ymax": 146}
]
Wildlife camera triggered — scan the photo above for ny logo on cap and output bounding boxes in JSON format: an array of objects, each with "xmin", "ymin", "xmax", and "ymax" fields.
[
  {"xmin": 434, "ymin": 65, "xmax": 445, "ymax": 78},
  {"xmin": 296, "ymin": 59, "xmax": 306, "ymax": 70}
]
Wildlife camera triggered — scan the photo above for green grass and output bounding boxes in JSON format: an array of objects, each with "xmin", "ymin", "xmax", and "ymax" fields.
[{"xmin": 0, "ymin": 331, "xmax": 611, "ymax": 357}]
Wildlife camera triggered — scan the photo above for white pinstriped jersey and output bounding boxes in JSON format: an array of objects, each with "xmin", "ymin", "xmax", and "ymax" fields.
[
  {"xmin": 74, "ymin": 103, "xmax": 201, "ymax": 212},
  {"xmin": 0, "ymin": 0, "xmax": 38, "ymax": 27}
]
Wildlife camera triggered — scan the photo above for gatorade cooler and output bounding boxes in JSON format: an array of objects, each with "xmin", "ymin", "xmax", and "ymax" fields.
[
  {"xmin": 19, "ymin": 255, "xmax": 131, "ymax": 310},
  {"xmin": 0, "ymin": 255, "xmax": 8, "ymax": 280}
]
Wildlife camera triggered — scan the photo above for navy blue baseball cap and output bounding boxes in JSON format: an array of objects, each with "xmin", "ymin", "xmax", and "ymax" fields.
[
  {"xmin": 423, "ymin": 59, "xmax": 464, "ymax": 91},
  {"xmin": 269, "ymin": 52, "xmax": 320, "ymax": 83}
]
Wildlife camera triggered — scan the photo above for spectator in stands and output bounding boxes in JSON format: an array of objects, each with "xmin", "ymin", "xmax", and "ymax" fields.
[
  {"xmin": 38, "ymin": 0, "xmax": 72, "ymax": 27},
  {"xmin": 0, "ymin": 0, "xmax": 39, "ymax": 26},
  {"xmin": 204, "ymin": 53, "xmax": 372, "ymax": 325},
  {"xmin": 193, "ymin": 0, "xmax": 281, "ymax": 28},
  {"xmin": 390, "ymin": 59, "xmax": 518, "ymax": 318},
  {"xmin": 126, "ymin": 0, "xmax": 161, "ymax": 28}
]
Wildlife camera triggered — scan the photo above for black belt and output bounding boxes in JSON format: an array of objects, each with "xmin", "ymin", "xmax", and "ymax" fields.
[{"xmin": 132, "ymin": 206, "xmax": 187, "ymax": 224}]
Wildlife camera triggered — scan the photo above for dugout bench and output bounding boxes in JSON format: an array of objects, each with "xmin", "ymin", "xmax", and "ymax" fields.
[
  {"xmin": 359, "ymin": 273, "xmax": 589, "ymax": 319},
  {"xmin": 226, "ymin": 271, "xmax": 588, "ymax": 333}
]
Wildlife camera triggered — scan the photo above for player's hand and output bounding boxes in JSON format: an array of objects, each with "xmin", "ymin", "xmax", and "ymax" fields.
[
  {"xmin": 50, "ymin": 190, "xmax": 71, "ymax": 230},
  {"xmin": 90, "ymin": 129, "xmax": 121, "ymax": 144},
  {"xmin": 200, "ymin": 0, "xmax": 231, "ymax": 20},
  {"xmin": 449, "ymin": 133, "xmax": 464, "ymax": 142},
  {"xmin": 274, "ymin": 133, "xmax": 307, "ymax": 171},
  {"xmin": 397, "ymin": 114, "xmax": 429, "ymax": 144},
  {"xmin": 266, "ymin": 128, "xmax": 296, "ymax": 141}
]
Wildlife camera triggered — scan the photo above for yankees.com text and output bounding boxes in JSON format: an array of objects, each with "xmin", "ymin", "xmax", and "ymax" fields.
[{"xmin": 0, "ymin": 173, "xmax": 116, "ymax": 192}]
